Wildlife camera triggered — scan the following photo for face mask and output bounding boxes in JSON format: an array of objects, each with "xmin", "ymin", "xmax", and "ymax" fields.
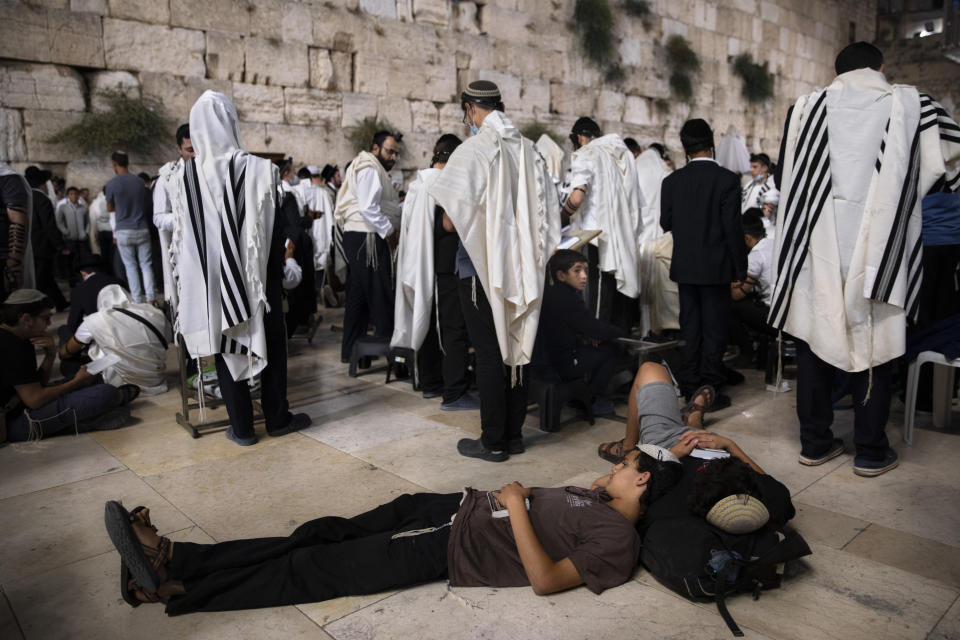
[
  {"xmin": 469, "ymin": 123, "xmax": 479, "ymax": 136},
  {"xmin": 288, "ymin": 176, "xmax": 299, "ymax": 186}
]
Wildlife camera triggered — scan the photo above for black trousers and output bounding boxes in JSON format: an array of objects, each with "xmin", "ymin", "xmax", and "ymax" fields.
[
  {"xmin": 584, "ymin": 244, "xmax": 617, "ymax": 325},
  {"xmin": 340, "ymin": 231, "xmax": 394, "ymax": 361},
  {"xmin": 164, "ymin": 492, "xmax": 460, "ymax": 615},
  {"xmin": 728, "ymin": 297, "xmax": 776, "ymax": 357},
  {"xmin": 556, "ymin": 343, "xmax": 618, "ymax": 398},
  {"xmin": 215, "ymin": 277, "xmax": 291, "ymax": 438},
  {"xmin": 677, "ymin": 283, "xmax": 730, "ymax": 396},
  {"xmin": 437, "ymin": 272, "xmax": 470, "ymax": 403},
  {"xmin": 416, "ymin": 306, "xmax": 444, "ymax": 394},
  {"xmin": 795, "ymin": 340, "xmax": 893, "ymax": 462},
  {"xmin": 34, "ymin": 253, "xmax": 68, "ymax": 310},
  {"xmin": 459, "ymin": 276, "xmax": 527, "ymax": 449}
]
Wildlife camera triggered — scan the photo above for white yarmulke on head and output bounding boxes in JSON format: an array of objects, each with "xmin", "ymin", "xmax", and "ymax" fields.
[
  {"xmin": 637, "ymin": 444, "xmax": 679, "ymax": 464},
  {"xmin": 706, "ymin": 494, "xmax": 770, "ymax": 534}
]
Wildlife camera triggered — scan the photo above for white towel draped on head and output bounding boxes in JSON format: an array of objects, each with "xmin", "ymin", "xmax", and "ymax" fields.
[
  {"xmin": 429, "ymin": 111, "xmax": 561, "ymax": 367},
  {"xmin": 535, "ymin": 134, "xmax": 566, "ymax": 183},
  {"xmin": 171, "ymin": 90, "xmax": 278, "ymax": 381},
  {"xmin": 635, "ymin": 148, "xmax": 670, "ymax": 247},
  {"xmin": 391, "ymin": 167, "xmax": 441, "ymax": 351}
]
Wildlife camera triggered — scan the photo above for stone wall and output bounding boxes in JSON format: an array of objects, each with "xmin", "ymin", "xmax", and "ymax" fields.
[
  {"xmin": 1, "ymin": 0, "xmax": 878, "ymax": 192},
  {"xmin": 881, "ymin": 34, "xmax": 960, "ymax": 120}
]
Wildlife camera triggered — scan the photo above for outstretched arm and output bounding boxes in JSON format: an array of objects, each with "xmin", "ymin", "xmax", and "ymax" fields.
[{"xmin": 496, "ymin": 482, "xmax": 584, "ymax": 595}]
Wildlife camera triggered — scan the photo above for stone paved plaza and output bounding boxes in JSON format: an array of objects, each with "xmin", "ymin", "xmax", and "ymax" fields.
[{"xmin": 0, "ymin": 307, "xmax": 958, "ymax": 640}]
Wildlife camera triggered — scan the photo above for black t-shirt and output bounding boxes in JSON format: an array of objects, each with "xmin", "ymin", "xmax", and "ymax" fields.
[
  {"xmin": 0, "ymin": 174, "xmax": 29, "ymax": 262},
  {"xmin": 434, "ymin": 205, "xmax": 459, "ymax": 274},
  {"xmin": 0, "ymin": 327, "xmax": 41, "ymax": 421}
]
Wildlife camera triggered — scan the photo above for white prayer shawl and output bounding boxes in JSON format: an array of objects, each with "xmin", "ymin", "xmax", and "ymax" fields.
[
  {"xmin": 535, "ymin": 134, "xmax": 566, "ymax": 184},
  {"xmin": 769, "ymin": 69, "xmax": 960, "ymax": 372},
  {"xmin": 569, "ymin": 134, "xmax": 643, "ymax": 298},
  {"xmin": 635, "ymin": 149, "xmax": 670, "ymax": 247},
  {"xmin": 429, "ymin": 111, "xmax": 561, "ymax": 367},
  {"xmin": 741, "ymin": 173, "xmax": 776, "ymax": 213},
  {"xmin": 334, "ymin": 150, "xmax": 401, "ymax": 233},
  {"xmin": 156, "ymin": 159, "xmax": 182, "ymax": 309},
  {"xmin": 309, "ymin": 185, "xmax": 335, "ymax": 269},
  {"xmin": 0, "ymin": 163, "xmax": 35, "ymax": 288},
  {"xmin": 716, "ymin": 126, "xmax": 751, "ymax": 174},
  {"xmin": 171, "ymin": 90, "xmax": 278, "ymax": 381},
  {"xmin": 391, "ymin": 168, "xmax": 441, "ymax": 351},
  {"xmin": 84, "ymin": 285, "xmax": 171, "ymax": 394}
]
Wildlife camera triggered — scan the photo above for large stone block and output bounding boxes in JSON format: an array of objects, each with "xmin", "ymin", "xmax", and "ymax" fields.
[
  {"xmin": 480, "ymin": 4, "xmax": 532, "ymax": 44},
  {"xmin": 309, "ymin": 48, "xmax": 335, "ymax": 90},
  {"xmin": 330, "ymin": 51, "xmax": 353, "ymax": 91},
  {"xmin": 359, "ymin": 0, "xmax": 396, "ymax": 19},
  {"xmin": 206, "ymin": 31, "xmax": 245, "ymax": 82},
  {"xmin": 263, "ymin": 122, "xmax": 353, "ymax": 167},
  {"xmin": 87, "ymin": 70, "xmax": 140, "ymax": 111},
  {"xmin": 238, "ymin": 121, "xmax": 266, "ymax": 150},
  {"xmin": 520, "ymin": 78, "xmax": 550, "ymax": 115},
  {"xmin": 377, "ymin": 96, "xmax": 412, "ymax": 132},
  {"xmin": 623, "ymin": 96, "xmax": 655, "ymax": 126},
  {"xmin": 341, "ymin": 92, "xmax": 378, "ymax": 128},
  {"xmin": 233, "ymin": 83, "xmax": 285, "ymax": 124},
  {"xmin": 248, "ymin": 0, "xmax": 312, "ymax": 45},
  {"xmin": 64, "ymin": 159, "xmax": 115, "ymax": 196},
  {"xmin": 0, "ymin": 61, "xmax": 86, "ymax": 111},
  {"xmin": 549, "ymin": 82, "xmax": 595, "ymax": 117},
  {"xmin": 413, "ymin": 0, "xmax": 449, "ymax": 27},
  {"xmin": 354, "ymin": 54, "xmax": 457, "ymax": 103},
  {"xmin": 409, "ymin": 100, "xmax": 438, "ymax": 133},
  {"xmin": 70, "ymin": 0, "xmax": 106, "ymax": 14},
  {"xmin": 284, "ymin": 88, "xmax": 341, "ymax": 126},
  {"xmin": 108, "ymin": 0, "xmax": 168, "ymax": 24},
  {"xmin": 597, "ymin": 90, "xmax": 625, "ymax": 122},
  {"xmin": 438, "ymin": 102, "xmax": 467, "ymax": 134},
  {"xmin": 0, "ymin": 3, "xmax": 104, "ymax": 67},
  {"xmin": 140, "ymin": 73, "xmax": 232, "ymax": 123},
  {"xmin": 0, "ymin": 108, "xmax": 27, "ymax": 163},
  {"xmin": 453, "ymin": 1, "xmax": 479, "ymax": 34},
  {"xmin": 245, "ymin": 38, "xmax": 309, "ymax": 87},
  {"xmin": 103, "ymin": 19, "xmax": 206, "ymax": 77},
  {"xmin": 22, "ymin": 108, "xmax": 85, "ymax": 163},
  {"xmin": 169, "ymin": 0, "xmax": 250, "ymax": 34}
]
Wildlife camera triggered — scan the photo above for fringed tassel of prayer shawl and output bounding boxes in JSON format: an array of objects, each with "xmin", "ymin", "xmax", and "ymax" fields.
[
  {"xmin": 863, "ymin": 309, "xmax": 875, "ymax": 404},
  {"xmin": 195, "ymin": 356, "xmax": 207, "ymax": 422},
  {"xmin": 510, "ymin": 364, "xmax": 523, "ymax": 388},
  {"xmin": 25, "ymin": 407, "xmax": 78, "ymax": 443},
  {"xmin": 435, "ymin": 280, "xmax": 445, "ymax": 356},
  {"xmin": 365, "ymin": 232, "xmax": 379, "ymax": 271},
  {"xmin": 471, "ymin": 276, "xmax": 478, "ymax": 309},
  {"xmin": 595, "ymin": 273, "xmax": 603, "ymax": 318},
  {"xmin": 775, "ymin": 331, "xmax": 784, "ymax": 392}
]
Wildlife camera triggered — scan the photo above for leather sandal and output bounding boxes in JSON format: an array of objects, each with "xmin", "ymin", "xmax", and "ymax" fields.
[{"xmin": 681, "ymin": 385, "xmax": 715, "ymax": 426}]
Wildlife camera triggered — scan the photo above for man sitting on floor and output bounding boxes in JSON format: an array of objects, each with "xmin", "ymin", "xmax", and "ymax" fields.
[
  {"xmin": 105, "ymin": 448, "xmax": 682, "ymax": 613},
  {"xmin": 534, "ymin": 249, "xmax": 626, "ymax": 414},
  {"xmin": 0, "ymin": 289, "xmax": 139, "ymax": 442}
]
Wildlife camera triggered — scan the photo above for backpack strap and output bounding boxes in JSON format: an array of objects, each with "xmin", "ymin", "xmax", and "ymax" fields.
[
  {"xmin": 715, "ymin": 561, "xmax": 745, "ymax": 637},
  {"xmin": 113, "ymin": 308, "xmax": 169, "ymax": 349}
]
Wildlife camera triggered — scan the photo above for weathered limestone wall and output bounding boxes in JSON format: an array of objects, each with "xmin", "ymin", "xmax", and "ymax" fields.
[
  {"xmin": 1, "ymin": 0, "xmax": 877, "ymax": 192},
  {"xmin": 882, "ymin": 34, "xmax": 960, "ymax": 120}
]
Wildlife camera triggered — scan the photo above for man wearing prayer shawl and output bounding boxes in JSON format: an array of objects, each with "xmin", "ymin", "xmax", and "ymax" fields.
[
  {"xmin": 333, "ymin": 131, "xmax": 403, "ymax": 363},
  {"xmin": 561, "ymin": 117, "xmax": 643, "ymax": 330},
  {"xmin": 167, "ymin": 91, "xmax": 310, "ymax": 446},
  {"xmin": 154, "ymin": 123, "xmax": 196, "ymax": 311},
  {"xmin": 769, "ymin": 43, "xmax": 960, "ymax": 477},
  {"xmin": 635, "ymin": 145, "xmax": 672, "ymax": 336},
  {"xmin": 429, "ymin": 80, "xmax": 561, "ymax": 462}
]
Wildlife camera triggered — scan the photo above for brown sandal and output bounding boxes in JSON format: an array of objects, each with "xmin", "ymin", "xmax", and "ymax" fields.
[
  {"xmin": 111, "ymin": 505, "xmax": 171, "ymax": 607},
  {"xmin": 597, "ymin": 439, "xmax": 627, "ymax": 464},
  {"xmin": 681, "ymin": 385, "xmax": 715, "ymax": 426}
]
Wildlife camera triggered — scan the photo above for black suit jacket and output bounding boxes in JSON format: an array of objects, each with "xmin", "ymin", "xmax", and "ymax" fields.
[
  {"xmin": 65, "ymin": 271, "xmax": 121, "ymax": 336},
  {"xmin": 660, "ymin": 159, "xmax": 747, "ymax": 285}
]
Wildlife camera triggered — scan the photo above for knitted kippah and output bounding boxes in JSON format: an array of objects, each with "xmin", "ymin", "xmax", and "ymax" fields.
[
  {"xmin": 464, "ymin": 80, "xmax": 502, "ymax": 99},
  {"xmin": 638, "ymin": 443, "xmax": 680, "ymax": 464},
  {"xmin": 706, "ymin": 494, "xmax": 770, "ymax": 534}
]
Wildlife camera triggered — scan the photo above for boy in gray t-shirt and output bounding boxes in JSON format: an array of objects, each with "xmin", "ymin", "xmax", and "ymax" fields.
[{"xmin": 104, "ymin": 151, "xmax": 154, "ymax": 302}]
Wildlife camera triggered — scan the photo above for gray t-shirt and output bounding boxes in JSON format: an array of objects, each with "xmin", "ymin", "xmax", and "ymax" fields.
[{"xmin": 104, "ymin": 173, "xmax": 148, "ymax": 231}]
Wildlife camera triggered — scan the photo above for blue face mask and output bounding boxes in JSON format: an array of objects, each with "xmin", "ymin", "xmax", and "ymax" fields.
[
  {"xmin": 469, "ymin": 123, "xmax": 479, "ymax": 136},
  {"xmin": 288, "ymin": 176, "xmax": 299, "ymax": 186}
]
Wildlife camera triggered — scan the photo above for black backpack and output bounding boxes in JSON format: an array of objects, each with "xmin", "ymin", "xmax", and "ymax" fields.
[{"xmin": 639, "ymin": 461, "xmax": 812, "ymax": 637}]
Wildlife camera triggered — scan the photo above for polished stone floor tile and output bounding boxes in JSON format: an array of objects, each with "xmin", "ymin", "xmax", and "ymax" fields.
[
  {"xmin": 297, "ymin": 591, "xmax": 398, "ymax": 628},
  {"xmin": 844, "ymin": 523, "xmax": 960, "ymax": 589},
  {"xmin": 324, "ymin": 580, "xmax": 773, "ymax": 640},
  {"xmin": 792, "ymin": 502, "xmax": 870, "ymax": 549},
  {"xmin": 300, "ymin": 404, "xmax": 444, "ymax": 454},
  {"xmin": 0, "ymin": 435, "xmax": 125, "ymax": 500},
  {"xmin": 4, "ymin": 527, "xmax": 332, "ymax": 640},
  {"xmin": 143, "ymin": 436, "xmax": 429, "ymax": 541},
  {"xmin": 0, "ymin": 589, "xmax": 23, "ymax": 640},
  {"xmin": 0, "ymin": 470, "xmax": 193, "ymax": 583},
  {"xmin": 928, "ymin": 594, "xmax": 960, "ymax": 640}
]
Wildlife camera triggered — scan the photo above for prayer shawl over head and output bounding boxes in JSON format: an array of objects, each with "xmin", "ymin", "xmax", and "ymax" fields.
[
  {"xmin": 391, "ymin": 167, "xmax": 441, "ymax": 351},
  {"xmin": 635, "ymin": 148, "xmax": 671, "ymax": 247},
  {"xmin": 429, "ymin": 111, "xmax": 561, "ymax": 367},
  {"xmin": 535, "ymin": 134, "xmax": 566, "ymax": 184},
  {"xmin": 769, "ymin": 69, "xmax": 960, "ymax": 372},
  {"xmin": 333, "ymin": 150, "xmax": 401, "ymax": 234},
  {"xmin": 568, "ymin": 134, "xmax": 643, "ymax": 298},
  {"xmin": 308, "ymin": 184, "xmax": 335, "ymax": 269},
  {"xmin": 716, "ymin": 126, "xmax": 751, "ymax": 174},
  {"xmin": 84, "ymin": 284, "xmax": 172, "ymax": 394},
  {"xmin": 170, "ymin": 90, "xmax": 278, "ymax": 381},
  {"xmin": 156, "ymin": 158, "xmax": 182, "ymax": 310}
]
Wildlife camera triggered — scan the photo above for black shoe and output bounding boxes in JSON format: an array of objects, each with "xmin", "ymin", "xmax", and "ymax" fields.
[
  {"xmin": 268, "ymin": 412, "xmax": 312, "ymax": 437},
  {"xmin": 706, "ymin": 393, "xmax": 732, "ymax": 412},
  {"xmin": 798, "ymin": 438, "xmax": 844, "ymax": 466},
  {"xmin": 507, "ymin": 438, "xmax": 525, "ymax": 455},
  {"xmin": 723, "ymin": 366, "xmax": 745, "ymax": 386},
  {"xmin": 422, "ymin": 389, "xmax": 442, "ymax": 399},
  {"xmin": 457, "ymin": 437, "xmax": 508, "ymax": 462}
]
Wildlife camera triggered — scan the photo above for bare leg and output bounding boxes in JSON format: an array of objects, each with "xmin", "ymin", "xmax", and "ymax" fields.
[{"xmin": 623, "ymin": 362, "xmax": 673, "ymax": 448}]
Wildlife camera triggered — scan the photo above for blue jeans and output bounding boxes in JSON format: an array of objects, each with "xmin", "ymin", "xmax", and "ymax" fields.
[
  {"xmin": 5, "ymin": 383, "xmax": 124, "ymax": 442},
  {"xmin": 116, "ymin": 228, "xmax": 154, "ymax": 302}
]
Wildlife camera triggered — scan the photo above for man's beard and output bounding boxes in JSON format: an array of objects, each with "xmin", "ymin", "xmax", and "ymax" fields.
[{"xmin": 378, "ymin": 156, "xmax": 395, "ymax": 171}]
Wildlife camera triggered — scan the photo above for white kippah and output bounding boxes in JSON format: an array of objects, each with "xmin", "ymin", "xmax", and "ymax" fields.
[
  {"xmin": 638, "ymin": 443, "xmax": 679, "ymax": 464},
  {"xmin": 706, "ymin": 494, "xmax": 770, "ymax": 534},
  {"xmin": 3, "ymin": 288, "xmax": 47, "ymax": 305}
]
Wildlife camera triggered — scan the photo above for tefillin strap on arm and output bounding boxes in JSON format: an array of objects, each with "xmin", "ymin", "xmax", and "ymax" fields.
[{"xmin": 5, "ymin": 213, "xmax": 27, "ymax": 291}]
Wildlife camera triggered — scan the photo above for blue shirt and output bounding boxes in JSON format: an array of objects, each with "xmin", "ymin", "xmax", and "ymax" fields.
[{"xmin": 455, "ymin": 241, "xmax": 477, "ymax": 279}]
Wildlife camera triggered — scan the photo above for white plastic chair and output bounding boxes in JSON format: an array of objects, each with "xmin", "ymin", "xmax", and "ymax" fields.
[{"xmin": 903, "ymin": 351, "xmax": 960, "ymax": 444}]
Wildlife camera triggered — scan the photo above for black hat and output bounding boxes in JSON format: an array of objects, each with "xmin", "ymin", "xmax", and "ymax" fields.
[
  {"xmin": 320, "ymin": 164, "xmax": 338, "ymax": 181},
  {"xmin": 571, "ymin": 117, "xmax": 602, "ymax": 138},
  {"xmin": 24, "ymin": 165, "xmax": 52, "ymax": 187},
  {"xmin": 461, "ymin": 80, "xmax": 503, "ymax": 108},
  {"xmin": 680, "ymin": 119, "xmax": 714, "ymax": 154},
  {"xmin": 835, "ymin": 42, "xmax": 884, "ymax": 75}
]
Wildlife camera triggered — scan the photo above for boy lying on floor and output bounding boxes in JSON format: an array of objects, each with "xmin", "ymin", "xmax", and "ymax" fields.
[{"xmin": 105, "ymin": 447, "xmax": 683, "ymax": 614}]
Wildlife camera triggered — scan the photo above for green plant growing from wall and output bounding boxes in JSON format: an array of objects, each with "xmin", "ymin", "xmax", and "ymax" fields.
[
  {"xmin": 665, "ymin": 35, "xmax": 700, "ymax": 103},
  {"xmin": 732, "ymin": 53, "xmax": 775, "ymax": 103},
  {"xmin": 573, "ymin": 0, "xmax": 616, "ymax": 69},
  {"xmin": 347, "ymin": 116, "xmax": 401, "ymax": 154},
  {"xmin": 622, "ymin": 0, "xmax": 650, "ymax": 17},
  {"xmin": 520, "ymin": 121, "xmax": 563, "ymax": 146},
  {"xmin": 48, "ymin": 88, "xmax": 169, "ymax": 155}
]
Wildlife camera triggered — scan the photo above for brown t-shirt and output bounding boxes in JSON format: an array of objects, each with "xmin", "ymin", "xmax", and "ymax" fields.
[{"xmin": 447, "ymin": 486, "xmax": 640, "ymax": 594}]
